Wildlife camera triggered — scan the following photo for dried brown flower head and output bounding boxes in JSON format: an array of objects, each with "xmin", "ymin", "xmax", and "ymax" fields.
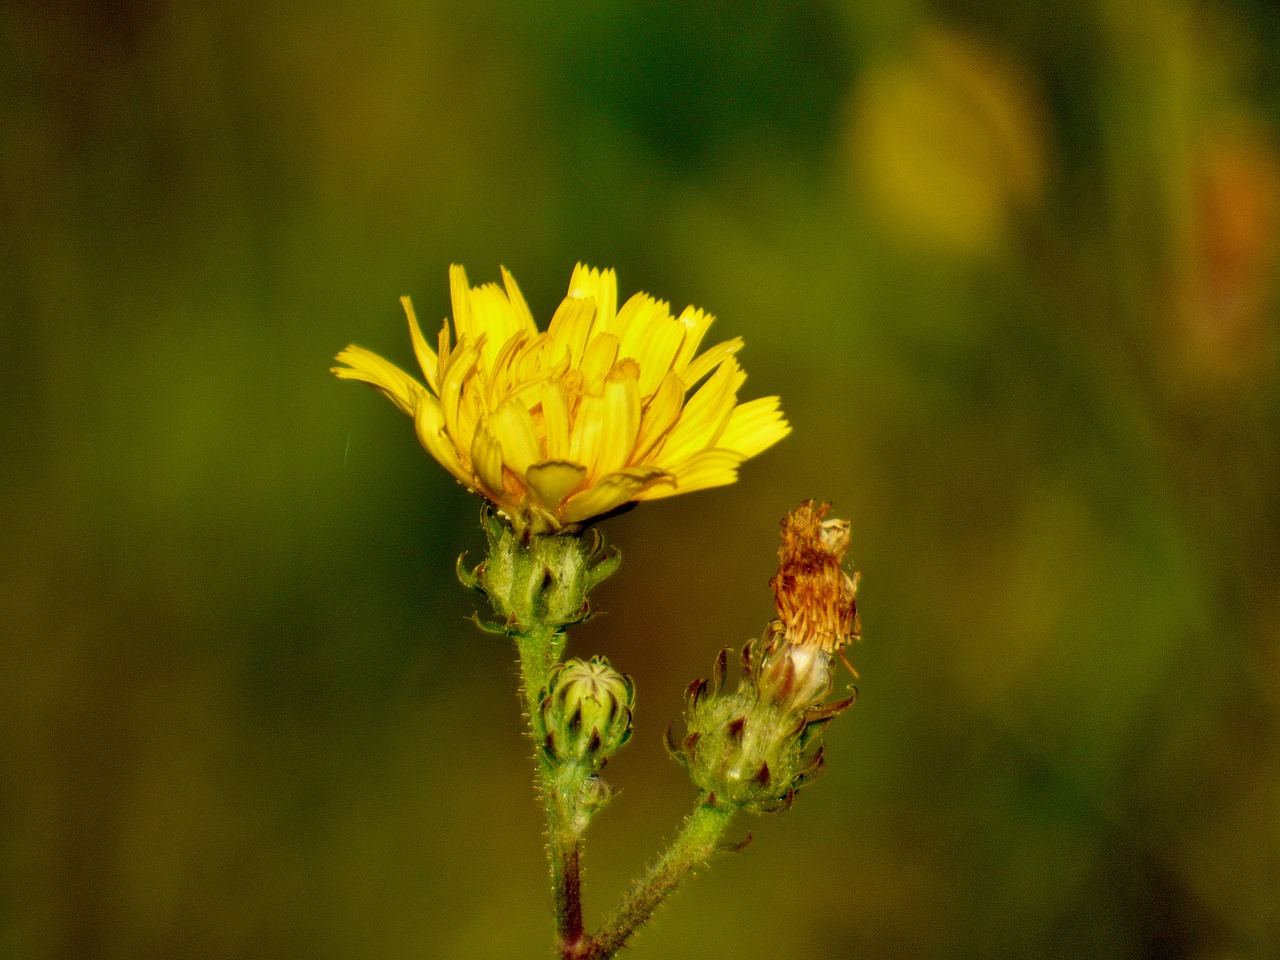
[{"xmin": 770, "ymin": 500, "xmax": 861, "ymax": 654}]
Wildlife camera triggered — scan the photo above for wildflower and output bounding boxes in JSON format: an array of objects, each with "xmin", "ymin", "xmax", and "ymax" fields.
[{"xmin": 333, "ymin": 264, "xmax": 789, "ymax": 534}]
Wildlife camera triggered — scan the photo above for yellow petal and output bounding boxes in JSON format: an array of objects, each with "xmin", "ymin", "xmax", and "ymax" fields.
[
  {"xmin": 514, "ymin": 330, "xmax": 564, "ymax": 385},
  {"xmin": 468, "ymin": 282, "xmax": 525, "ymax": 371},
  {"xmin": 401, "ymin": 296, "xmax": 439, "ymax": 394},
  {"xmin": 636, "ymin": 450, "xmax": 743, "ymax": 500},
  {"xmin": 613, "ymin": 291, "xmax": 665, "ymax": 344},
  {"xmin": 617, "ymin": 295, "xmax": 684, "ymax": 397},
  {"xmin": 671, "ymin": 306, "xmax": 715, "ymax": 373},
  {"xmin": 568, "ymin": 361, "xmax": 638, "ymax": 478},
  {"xmin": 332, "ymin": 345, "xmax": 424, "ymax": 417},
  {"xmin": 439, "ymin": 339, "xmax": 482, "ymax": 449},
  {"xmin": 568, "ymin": 263, "xmax": 617, "ymax": 335},
  {"xmin": 525, "ymin": 459, "xmax": 588, "ymax": 510},
  {"xmin": 488, "ymin": 399, "xmax": 542, "ymax": 477},
  {"xmin": 652, "ymin": 357, "xmax": 745, "ymax": 465},
  {"xmin": 578, "ymin": 332, "xmax": 619, "ymax": 389},
  {"xmin": 539, "ymin": 380, "xmax": 572, "ymax": 460},
  {"xmin": 413, "ymin": 394, "xmax": 472, "ymax": 487},
  {"xmin": 486, "ymin": 331, "xmax": 531, "ymax": 406},
  {"xmin": 568, "ymin": 391, "xmax": 605, "ymax": 474},
  {"xmin": 681, "ymin": 336, "xmax": 743, "ymax": 388},
  {"xmin": 470, "ymin": 421, "xmax": 506, "ymax": 497},
  {"xmin": 593, "ymin": 364, "xmax": 642, "ymax": 478},
  {"xmin": 453, "ymin": 376, "xmax": 487, "ymax": 458},
  {"xmin": 501, "ymin": 266, "xmax": 538, "ymax": 335},
  {"xmin": 718, "ymin": 396, "xmax": 791, "ymax": 458},
  {"xmin": 632, "ymin": 370, "xmax": 685, "ymax": 462},
  {"xmin": 436, "ymin": 317, "xmax": 452, "ymax": 370},
  {"xmin": 560, "ymin": 466, "xmax": 672, "ymax": 523},
  {"xmin": 449, "ymin": 264, "xmax": 472, "ymax": 339},
  {"xmin": 546, "ymin": 295, "xmax": 596, "ymax": 367}
]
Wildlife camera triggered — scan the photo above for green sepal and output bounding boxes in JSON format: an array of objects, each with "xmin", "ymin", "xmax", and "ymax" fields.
[
  {"xmin": 585, "ymin": 545, "xmax": 621, "ymax": 592},
  {"xmin": 468, "ymin": 612, "xmax": 511, "ymax": 636},
  {"xmin": 456, "ymin": 552, "xmax": 483, "ymax": 592}
]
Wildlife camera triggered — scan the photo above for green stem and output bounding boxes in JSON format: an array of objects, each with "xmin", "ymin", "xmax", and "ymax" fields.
[
  {"xmin": 582, "ymin": 802, "xmax": 736, "ymax": 960},
  {"xmin": 514, "ymin": 622, "xmax": 559, "ymax": 718},
  {"xmin": 514, "ymin": 624, "xmax": 584, "ymax": 952}
]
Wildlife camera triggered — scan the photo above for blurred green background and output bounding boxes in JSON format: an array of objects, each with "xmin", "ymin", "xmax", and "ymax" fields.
[{"xmin": 3, "ymin": 0, "xmax": 1279, "ymax": 957}]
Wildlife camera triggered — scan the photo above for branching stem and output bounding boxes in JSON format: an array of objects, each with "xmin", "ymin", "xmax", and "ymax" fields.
[{"xmin": 579, "ymin": 802, "xmax": 735, "ymax": 960}]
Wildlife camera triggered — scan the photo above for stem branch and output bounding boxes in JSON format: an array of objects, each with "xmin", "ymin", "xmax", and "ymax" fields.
[{"xmin": 582, "ymin": 802, "xmax": 735, "ymax": 960}]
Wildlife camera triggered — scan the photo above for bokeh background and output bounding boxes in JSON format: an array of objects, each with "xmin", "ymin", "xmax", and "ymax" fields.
[{"xmin": 3, "ymin": 0, "xmax": 1279, "ymax": 958}]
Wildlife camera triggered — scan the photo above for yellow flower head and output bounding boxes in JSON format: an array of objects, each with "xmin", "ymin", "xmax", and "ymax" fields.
[{"xmin": 332, "ymin": 264, "xmax": 790, "ymax": 533}]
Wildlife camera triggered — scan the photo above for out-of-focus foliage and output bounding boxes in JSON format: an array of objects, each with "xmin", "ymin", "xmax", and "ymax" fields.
[{"xmin": 2, "ymin": 0, "xmax": 1277, "ymax": 958}]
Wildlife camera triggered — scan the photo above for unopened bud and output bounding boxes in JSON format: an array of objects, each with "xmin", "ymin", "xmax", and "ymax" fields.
[{"xmin": 541, "ymin": 656, "xmax": 635, "ymax": 768}]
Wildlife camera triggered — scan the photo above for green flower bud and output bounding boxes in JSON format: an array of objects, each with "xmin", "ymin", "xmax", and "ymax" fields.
[
  {"xmin": 668, "ymin": 639, "xmax": 854, "ymax": 814},
  {"xmin": 540, "ymin": 657, "xmax": 635, "ymax": 768},
  {"xmin": 458, "ymin": 507, "xmax": 620, "ymax": 632}
]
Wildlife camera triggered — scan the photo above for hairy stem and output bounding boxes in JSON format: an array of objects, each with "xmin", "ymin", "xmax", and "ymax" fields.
[
  {"xmin": 514, "ymin": 621, "xmax": 559, "ymax": 719},
  {"xmin": 583, "ymin": 802, "xmax": 736, "ymax": 960},
  {"xmin": 514, "ymin": 624, "xmax": 584, "ymax": 951}
]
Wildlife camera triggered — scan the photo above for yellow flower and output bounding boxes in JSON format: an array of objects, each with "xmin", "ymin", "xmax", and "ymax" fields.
[{"xmin": 332, "ymin": 264, "xmax": 790, "ymax": 533}]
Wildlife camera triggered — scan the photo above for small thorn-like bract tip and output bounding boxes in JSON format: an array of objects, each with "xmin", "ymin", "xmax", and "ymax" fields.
[
  {"xmin": 803, "ymin": 691, "xmax": 857, "ymax": 725},
  {"xmin": 793, "ymin": 750, "xmax": 825, "ymax": 789},
  {"xmin": 456, "ymin": 552, "xmax": 481, "ymax": 591},
  {"xmin": 470, "ymin": 613, "xmax": 510, "ymax": 636},
  {"xmin": 712, "ymin": 648, "xmax": 729, "ymax": 694},
  {"xmin": 664, "ymin": 722, "xmax": 682, "ymax": 759},
  {"xmin": 687, "ymin": 678, "xmax": 708, "ymax": 707},
  {"xmin": 726, "ymin": 716, "xmax": 746, "ymax": 743}
]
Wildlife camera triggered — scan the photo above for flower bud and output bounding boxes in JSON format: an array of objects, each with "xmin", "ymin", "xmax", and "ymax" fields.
[{"xmin": 540, "ymin": 657, "xmax": 635, "ymax": 768}]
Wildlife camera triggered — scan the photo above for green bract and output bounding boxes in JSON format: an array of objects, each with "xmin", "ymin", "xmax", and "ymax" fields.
[
  {"xmin": 668, "ymin": 637, "xmax": 855, "ymax": 814},
  {"xmin": 458, "ymin": 506, "xmax": 620, "ymax": 633}
]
